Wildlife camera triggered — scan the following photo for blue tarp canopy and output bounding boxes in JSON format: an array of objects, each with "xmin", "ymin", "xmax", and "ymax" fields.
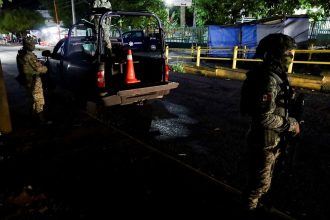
[
  {"xmin": 208, "ymin": 25, "xmax": 240, "ymax": 57},
  {"xmin": 207, "ymin": 15, "xmax": 309, "ymax": 58},
  {"xmin": 241, "ymin": 24, "xmax": 257, "ymax": 58}
]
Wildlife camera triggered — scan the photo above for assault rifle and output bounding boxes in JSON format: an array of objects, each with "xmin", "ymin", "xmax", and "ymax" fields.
[
  {"xmin": 289, "ymin": 93, "xmax": 305, "ymax": 126},
  {"xmin": 279, "ymin": 92, "xmax": 305, "ymax": 175}
]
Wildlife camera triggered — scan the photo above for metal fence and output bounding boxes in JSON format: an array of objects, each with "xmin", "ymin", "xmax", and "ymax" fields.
[
  {"xmin": 165, "ymin": 19, "xmax": 330, "ymax": 47},
  {"xmin": 166, "ymin": 45, "xmax": 330, "ymax": 74},
  {"xmin": 164, "ymin": 26, "xmax": 208, "ymax": 46},
  {"xmin": 310, "ymin": 19, "xmax": 330, "ymax": 46},
  {"xmin": 310, "ymin": 19, "xmax": 330, "ymax": 37}
]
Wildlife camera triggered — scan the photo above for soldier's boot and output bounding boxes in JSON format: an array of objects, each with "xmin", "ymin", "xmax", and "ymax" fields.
[
  {"xmin": 240, "ymin": 195, "xmax": 260, "ymax": 219},
  {"xmin": 37, "ymin": 111, "xmax": 52, "ymax": 125}
]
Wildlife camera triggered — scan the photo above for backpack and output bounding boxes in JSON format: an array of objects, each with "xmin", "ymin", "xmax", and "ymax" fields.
[{"xmin": 240, "ymin": 70, "xmax": 260, "ymax": 116}]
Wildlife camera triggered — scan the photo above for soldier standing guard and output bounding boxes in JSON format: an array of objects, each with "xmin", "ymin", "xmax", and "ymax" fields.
[
  {"xmin": 240, "ymin": 33, "xmax": 301, "ymax": 214},
  {"xmin": 16, "ymin": 36, "xmax": 49, "ymax": 123}
]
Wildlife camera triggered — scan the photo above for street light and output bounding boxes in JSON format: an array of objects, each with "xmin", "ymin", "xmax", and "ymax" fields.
[
  {"xmin": 164, "ymin": 0, "xmax": 173, "ymax": 6},
  {"xmin": 53, "ymin": 0, "xmax": 61, "ymax": 40}
]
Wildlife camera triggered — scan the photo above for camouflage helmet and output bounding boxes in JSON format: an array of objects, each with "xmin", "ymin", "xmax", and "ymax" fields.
[
  {"xmin": 22, "ymin": 36, "xmax": 35, "ymax": 51},
  {"xmin": 255, "ymin": 33, "xmax": 296, "ymax": 60}
]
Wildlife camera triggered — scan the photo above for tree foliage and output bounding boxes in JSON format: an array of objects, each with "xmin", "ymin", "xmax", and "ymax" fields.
[
  {"xmin": 39, "ymin": 0, "xmax": 168, "ymax": 28},
  {"xmin": 39, "ymin": 0, "xmax": 90, "ymax": 27},
  {"xmin": 0, "ymin": 8, "xmax": 44, "ymax": 34},
  {"xmin": 0, "ymin": 0, "xmax": 11, "ymax": 7},
  {"xmin": 194, "ymin": 0, "xmax": 330, "ymax": 25},
  {"xmin": 112, "ymin": 0, "xmax": 168, "ymax": 22},
  {"xmin": 111, "ymin": 0, "xmax": 169, "ymax": 28},
  {"xmin": 13, "ymin": 0, "xmax": 330, "ymax": 30}
]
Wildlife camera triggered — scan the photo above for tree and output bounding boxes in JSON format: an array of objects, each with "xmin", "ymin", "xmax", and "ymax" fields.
[
  {"xmin": 39, "ymin": 0, "xmax": 90, "ymax": 27},
  {"xmin": 112, "ymin": 0, "xmax": 168, "ymax": 26},
  {"xmin": 0, "ymin": 0, "xmax": 11, "ymax": 7},
  {"xmin": 1, "ymin": 0, "xmax": 42, "ymax": 10},
  {"xmin": 194, "ymin": 0, "xmax": 330, "ymax": 25},
  {"xmin": 0, "ymin": 8, "xmax": 44, "ymax": 35},
  {"xmin": 38, "ymin": 0, "xmax": 330, "ymax": 28},
  {"xmin": 39, "ymin": 0, "xmax": 168, "ymax": 28}
]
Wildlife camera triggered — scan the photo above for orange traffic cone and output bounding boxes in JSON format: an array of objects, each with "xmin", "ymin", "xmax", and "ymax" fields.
[{"xmin": 125, "ymin": 49, "xmax": 140, "ymax": 84}]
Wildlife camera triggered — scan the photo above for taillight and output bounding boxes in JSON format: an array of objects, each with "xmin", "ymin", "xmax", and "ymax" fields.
[
  {"xmin": 165, "ymin": 64, "xmax": 169, "ymax": 81},
  {"xmin": 97, "ymin": 70, "xmax": 105, "ymax": 88}
]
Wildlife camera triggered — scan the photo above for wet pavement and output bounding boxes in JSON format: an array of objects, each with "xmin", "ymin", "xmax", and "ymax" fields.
[
  {"xmin": 0, "ymin": 48, "xmax": 297, "ymax": 219},
  {"xmin": 0, "ymin": 109, "xmax": 293, "ymax": 219},
  {"xmin": 1, "ymin": 91, "xmax": 246, "ymax": 219}
]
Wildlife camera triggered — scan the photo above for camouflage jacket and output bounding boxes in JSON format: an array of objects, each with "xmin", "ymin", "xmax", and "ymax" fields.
[
  {"xmin": 22, "ymin": 51, "xmax": 48, "ymax": 87},
  {"xmin": 245, "ymin": 64, "xmax": 298, "ymax": 143}
]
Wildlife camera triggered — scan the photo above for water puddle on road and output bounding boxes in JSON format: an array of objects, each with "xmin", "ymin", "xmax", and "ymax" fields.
[{"xmin": 150, "ymin": 100, "xmax": 198, "ymax": 140}]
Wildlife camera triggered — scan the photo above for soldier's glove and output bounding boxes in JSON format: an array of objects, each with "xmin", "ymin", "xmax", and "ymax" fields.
[
  {"xmin": 287, "ymin": 118, "xmax": 300, "ymax": 137},
  {"xmin": 291, "ymin": 121, "xmax": 300, "ymax": 137}
]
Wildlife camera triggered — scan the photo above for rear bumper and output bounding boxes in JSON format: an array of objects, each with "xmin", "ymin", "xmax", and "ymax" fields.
[{"xmin": 101, "ymin": 82, "xmax": 179, "ymax": 106}]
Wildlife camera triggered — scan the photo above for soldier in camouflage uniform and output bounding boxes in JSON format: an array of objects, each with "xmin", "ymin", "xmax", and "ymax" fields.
[
  {"xmin": 240, "ymin": 33, "xmax": 301, "ymax": 212},
  {"xmin": 16, "ymin": 36, "xmax": 48, "ymax": 122},
  {"xmin": 92, "ymin": 0, "xmax": 112, "ymax": 50}
]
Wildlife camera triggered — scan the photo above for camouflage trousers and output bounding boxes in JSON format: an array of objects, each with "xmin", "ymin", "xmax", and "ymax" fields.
[
  {"xmin": 30, "ymin": 76, "xmax": 45, "ymax": 114},
  {"xmin": 243, "ymin": 133, "xmax": 281, "ymax": 210}
]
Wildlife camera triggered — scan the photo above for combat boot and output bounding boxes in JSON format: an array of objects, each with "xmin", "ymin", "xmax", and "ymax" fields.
[{"xmin": 37, "ymin": 111, "xmax": 52, "ymax": 125}]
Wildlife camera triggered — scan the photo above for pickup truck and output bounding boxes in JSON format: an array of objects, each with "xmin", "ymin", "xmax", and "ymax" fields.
[{"xmin": 42, "ymin": 9, "xmax": 178, "ymax": 123}]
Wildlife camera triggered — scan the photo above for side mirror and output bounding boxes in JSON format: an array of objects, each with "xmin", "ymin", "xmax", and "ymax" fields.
[{"xmin": 42, "ymin": 50, "xmax": 51, "ymax": 57}]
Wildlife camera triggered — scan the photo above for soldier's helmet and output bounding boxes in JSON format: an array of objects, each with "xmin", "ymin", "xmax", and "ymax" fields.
[
  {"xmin": 22, "ymin": 36, "xmax": 36, "ymax": 51},
  {"xmin": 255, "ymin": 33, "xmax": 296, "ymax": 60}
]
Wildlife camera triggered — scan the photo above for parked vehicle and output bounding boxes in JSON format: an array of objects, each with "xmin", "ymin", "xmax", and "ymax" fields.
[
  {"xmin": 42, "ymin": 9, "xmax": 178, "ymax": 117},
  {"xmin": 122, "ymin": 30, "xmax": 161, "ymax": 51}
]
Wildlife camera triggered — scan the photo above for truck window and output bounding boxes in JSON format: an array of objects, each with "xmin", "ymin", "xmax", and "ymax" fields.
[{"xmin": 82, "ymin": 43, "xmax": 96, "ymax": 56}]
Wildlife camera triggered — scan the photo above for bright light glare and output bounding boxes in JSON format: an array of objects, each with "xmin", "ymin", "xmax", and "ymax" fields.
[
  {"xmin": 294, "ymin": 7, "xmax": 323, "ymax": 15},
  {"xmin": 294, "ymin": 9, "xmax": 306, "ymax": 14},
  {"xmin": 311, "ymin": 7, "xmax": 322, "ymax": 13},
  {"xmin": 164, "ymin": 0, "xmax": 173, "ymax": 6},
  {"xmin": 38, "ymin": 26, "xmax": 67, "ymax": 46}
]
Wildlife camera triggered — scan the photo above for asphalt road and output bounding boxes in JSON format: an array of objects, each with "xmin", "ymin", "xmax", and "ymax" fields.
[
  {"xmin": 0, "ymin": 46, "xmax": 282, "ymax": 219},
  {"xmin": 1, "ymin": 45, "xmax": 330, "ymax": 219}
]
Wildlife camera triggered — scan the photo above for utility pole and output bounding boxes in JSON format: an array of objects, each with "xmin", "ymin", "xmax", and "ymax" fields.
[
  {"xmin": 180, "ymin": 6, "xmax": 185, "ymax": 27},
  {"xmin": 193, "ymin": 7, "xmax": 196, "ymax": 28},
  {"xmin": 53, "ymin": 0, "xmax": 60, "ymax": 40},
  {"xmin": 71, "ymin": 0, "xmax": 76, "ymax": 25}
]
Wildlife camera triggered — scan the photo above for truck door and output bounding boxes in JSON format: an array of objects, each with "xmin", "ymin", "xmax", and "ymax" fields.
[{"xmin": 47, "ymin": 39, "xmax": 65, "ymax": 86}]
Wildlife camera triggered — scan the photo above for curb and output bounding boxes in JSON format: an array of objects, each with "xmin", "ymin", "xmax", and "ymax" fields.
[
  {"xmin": 0, "ymin": 61, "xmax": 12, "ymax": 134},
  {"xmin": 183, "ymin": 64, "xmax": 329, "ymax": 93},
  {"xmin": 321, "ymin": 73, "xmax": 330, "ymax": 92}
]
